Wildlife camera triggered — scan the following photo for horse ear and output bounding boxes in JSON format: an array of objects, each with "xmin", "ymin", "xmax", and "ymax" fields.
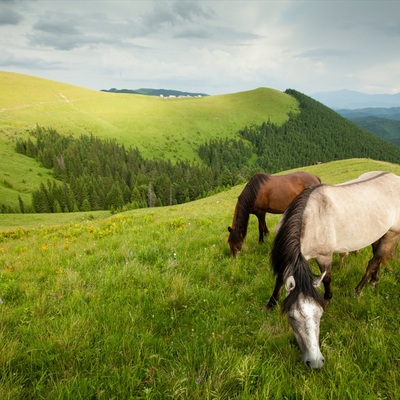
[
  {"xmin": 313, "ymin": 271, "xmax": 326, "ymax": 288},
  {"xmin": 228, "ymin": 226, "xmax": 233, "ymax": 233},
  {"xmin": 285, "ymin": 276, "xmax": 296, "ymax": 294}
]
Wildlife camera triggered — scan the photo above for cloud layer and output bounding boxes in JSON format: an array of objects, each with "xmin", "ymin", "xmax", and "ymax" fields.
[{"xmin": 0, "ymin": 0, "xmax": 399, "ymax": 95}]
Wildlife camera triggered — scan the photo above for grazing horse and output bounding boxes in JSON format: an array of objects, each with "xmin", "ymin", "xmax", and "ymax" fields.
[
  {"xmin": 267, "ymin": 171, "xmax": 400, "ymax": 369},
  {"xmin": 227, "ymin": 171, "xmax": 321, "ymax": 257}
]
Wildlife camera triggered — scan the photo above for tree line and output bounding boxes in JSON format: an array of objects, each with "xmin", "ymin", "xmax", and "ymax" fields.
[
  {"xmin": 14, "ymin": 127, "xmax": 250, "ymax": 213},
  {"xmin": 6, "ymin": 89, "xmax": 400, "ymax": 214}
]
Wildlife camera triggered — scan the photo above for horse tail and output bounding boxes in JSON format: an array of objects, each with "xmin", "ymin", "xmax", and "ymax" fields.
[{"xmin": 270, "ymin": 185, "xmax": 325, "ymax": 313}]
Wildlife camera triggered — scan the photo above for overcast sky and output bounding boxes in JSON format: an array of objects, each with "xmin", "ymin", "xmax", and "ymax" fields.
[{"xmin": 0, "ymin": 0, "xmax": 399, "ymax": 95}]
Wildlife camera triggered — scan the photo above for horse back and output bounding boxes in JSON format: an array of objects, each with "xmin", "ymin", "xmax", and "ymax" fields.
[
  {"xmin": 254, "ymin": 171, "xmax": 320, "ymax": 214},
  {"xmin": 301, "ymin": 172, "xmax": 400, "ymax": 257}
]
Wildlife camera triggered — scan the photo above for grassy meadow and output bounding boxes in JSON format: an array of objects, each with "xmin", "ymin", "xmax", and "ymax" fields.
[{"xmin": 1, "ymin": 159, "xmax": 400, "ymax": 399}]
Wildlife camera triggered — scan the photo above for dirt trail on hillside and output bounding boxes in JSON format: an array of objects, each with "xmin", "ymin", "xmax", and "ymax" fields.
[{"xmin": 0, "ymin": 92, "xmax": 71, "ymax": 113}]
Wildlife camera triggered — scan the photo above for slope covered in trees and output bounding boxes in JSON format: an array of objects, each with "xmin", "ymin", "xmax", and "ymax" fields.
[
  {"xmin": 239, "ymin": 90, "xmax": 400, "ymax": 171},
  {"xmin": 15, "ymin": 128, "xmax": 235, "ymax": 213},
  {"xmin": 8, "ymin": 90, "xmax": 400, "ymax": 214},
  {"xmin": 336, "ymin": 107, "xmax": 400, "ymax": 146}
]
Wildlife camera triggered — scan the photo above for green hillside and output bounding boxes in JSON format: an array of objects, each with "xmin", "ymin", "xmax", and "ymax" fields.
[
  {"xmin": 337, "ymin": 108, "xmax": 400, "ymax": 146},
  {"xmin": 1, "ymin": 159, "xmax": 400, "ymax": 399},
  {"xmin": 0, "ymin": 72, "xmax": 298, "ymax": 212},
  {"xmin": 0, "ymin": 72, "xmax": 296, "ymax": 161},
  {"xmin": 351, "ymin": 116, "xmax": 400, "ymax": 145}
]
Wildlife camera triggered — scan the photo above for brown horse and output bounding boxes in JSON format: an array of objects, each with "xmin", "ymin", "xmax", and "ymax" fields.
[{"xmin": 228, "ymin": 171, "xmax": 321, "ymax": 257}]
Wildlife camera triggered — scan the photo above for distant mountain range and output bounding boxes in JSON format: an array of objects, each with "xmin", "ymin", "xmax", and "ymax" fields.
[
  {"xmin": 336, "ymin": 107, "xmax": 400, "ymax": 146},
  {"xmin": 101, "ymin": 88, "xmax": 209, "ymax": 97},
  {"xmin": 312, "ymin": 89, "xmax": 400, "ymax": 110}
]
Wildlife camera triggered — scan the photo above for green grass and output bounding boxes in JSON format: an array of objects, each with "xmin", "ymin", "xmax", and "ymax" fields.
[
  {"xmin": 1, "ymin": 159, "xmax": 400, "ymax": 398},
  {"xmin": 0, "ymin": 135, "xmax": 56, "ymax": 210}
]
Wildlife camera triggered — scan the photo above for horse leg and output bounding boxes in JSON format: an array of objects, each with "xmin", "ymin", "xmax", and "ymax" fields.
[
  {"xmin": 257, "ymin": 213, "xmax": 268, "ymax": 243},
  {"xmin": 315, "ymin": 255, "xmax": 333, "ymax": 300},
  {"xmin": 264, "ymin": 274, "xmax": 283, "ymax": 310},
  {"xmin": 355, "ymin": 233, "xmax": 398, "ymax": 294},
  {"xmin": 369, "ymin": 265, "xmax": 381, "ymax": 288},
  {"xmin": 338, "ymin": 250, "xmax": 360, "ymax": 269},
  {"xmin": 354, "ymin": 253, "xmax": 381, "ymax": 294},
  {"xmin": 338, "ymin": 252, "xmax": 347, "ymax": 269}
]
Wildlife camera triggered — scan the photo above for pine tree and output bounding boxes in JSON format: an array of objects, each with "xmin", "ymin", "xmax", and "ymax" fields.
[
  {"xmin": 18, "ymin": 196, "xmax": 25, "ymax": 213},
  {"xmin": 147, "ymin": 182, "xmax": 157, "ymax": 207}
]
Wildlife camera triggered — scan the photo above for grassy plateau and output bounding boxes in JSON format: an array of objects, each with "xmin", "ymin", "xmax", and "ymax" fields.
[{"xmin": 1, "ymin": 159, "xmax": 400, "ymax": 399}]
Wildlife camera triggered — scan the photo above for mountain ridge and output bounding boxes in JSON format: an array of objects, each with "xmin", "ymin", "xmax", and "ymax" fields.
[
  {"xmin": 101, "ymin": 88, "xmax": 209, "ymax": 97},
  {"xmin": 312, "ymin": 89, "xmax": 400, "ymax": 109}
]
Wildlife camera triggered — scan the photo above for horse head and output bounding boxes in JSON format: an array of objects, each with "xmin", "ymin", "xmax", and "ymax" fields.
[
  {"xmin": 284, "ymin": 273, "xmax": 326, "ymax": 369},
  {"xmin": 227, "ymin": 226, "xmax": 244, "ymax": 257}
]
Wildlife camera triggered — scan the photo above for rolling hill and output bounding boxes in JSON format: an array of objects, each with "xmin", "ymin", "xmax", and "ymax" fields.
[
  {"xmin": 0, "ymin": 72, "xmax": 297, "ymax": 161},
  {"xmin": 2, "ymin": 72, "xmax": 400, "ymax": 214},
  {"xmin": 0, "ymin": 72, "xmax": 297, "ymax": 212}
]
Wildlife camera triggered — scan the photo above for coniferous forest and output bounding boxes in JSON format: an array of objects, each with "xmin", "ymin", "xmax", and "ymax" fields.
[{"xmin": 9, "ymin": 90, "xmax": 400, "ymax": 214}]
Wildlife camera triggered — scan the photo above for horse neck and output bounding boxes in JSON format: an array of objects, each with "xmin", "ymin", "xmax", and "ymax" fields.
[
  {"xmin": 232, "ymin": 201, "xmax": 250, "ymax": 236},
  {"xmin": 271, "ymin": 187, "xmax": 314, "ymax": 278}
]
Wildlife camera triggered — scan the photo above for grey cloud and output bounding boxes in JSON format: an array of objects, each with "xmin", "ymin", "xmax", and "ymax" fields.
[
  {"xmin": 140, "ymin": 1, "xmax": 260, "ymax": 44},
  {"xmin": 371, "ymin": 20, "xmax": 400, "ymax": 38},
  {"xmin": 33, "ymin": 19, "xmax": 81, "ymax": 36},
  {"xmin": 0, "ymin": 5, "xmax": 23, "ymax": 25},
  {"xmin": 27, "ymin": 9, "xmax": 147, "ymax": 50},
  {"xmin": 173, "ymin": 27, "xmax": 211, "ymax": 39},
  {"xmin": 28, "ymin": 12, "xmax": 86, "ymax": 50},
  {"xmin": 172, "ymin": 1, "xmax": 215, "ymax": 22},
  {"xmin": 172, "ymin": 24, "xmax": 261, "ymax": 43},
  {"xmin": 298, "ymin": 48, "xmax": 353, "ymax": 59},
  {"xmin": 140, "ymin": 0, "xmax": 215, "ymax": 34},
  {"xmin": 141, "ymin": 3, "xmax": 176, "ymax": 29},
  {"xmin": 28, "ymin": 31, "xmax": 86, "ymax": 51},
  {"xmin": 0, "ymin": 50, "xmax": 63, "ymax": 69},
  {"xmin": 28, "ymin": 11, "xmax": 123, "ymax": 50}
]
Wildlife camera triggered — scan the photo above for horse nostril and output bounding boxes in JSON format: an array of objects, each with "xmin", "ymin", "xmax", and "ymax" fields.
[{"xmin": 306, "ymin": 361, "xmax": 311, "ymax": 368}]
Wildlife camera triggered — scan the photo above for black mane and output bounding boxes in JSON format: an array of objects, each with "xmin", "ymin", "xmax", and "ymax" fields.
[
  {"xmin": 270, "ymin": 185, "xmax": 325, "ymax": 313},
  {"xmin": 234, "ymin": 173, "xmax": 269, "ymax": 233},
  {"xmin": 238, "ymin": 173, "xmax": 269, "ymax": 211}
]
